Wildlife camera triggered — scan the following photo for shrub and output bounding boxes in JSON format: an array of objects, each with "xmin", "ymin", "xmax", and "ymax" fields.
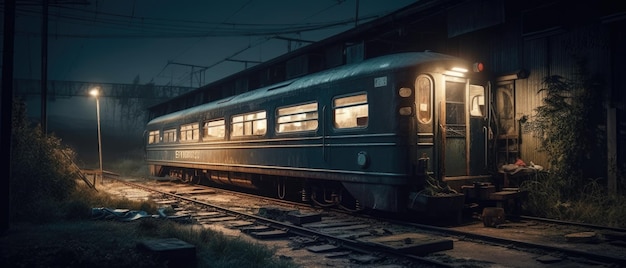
[
  {"xmin": 7, "ymin": 99, "xmax": 299, "ymax": 267},
  {"xmin": 520, "ymin": 58, "xmax": 626, "ymax": 227},
  {"xmin": 529, "ymin": 58, "xmax": 605, "ymax": 196},
  {"xmin": 10, "ymin": 99, "xmax": 78, "ymax": 222}
]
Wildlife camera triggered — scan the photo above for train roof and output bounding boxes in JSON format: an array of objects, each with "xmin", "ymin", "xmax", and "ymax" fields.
[{"xmin": 147, "ymin": 51, "xmax": 464, "ymax": 127}]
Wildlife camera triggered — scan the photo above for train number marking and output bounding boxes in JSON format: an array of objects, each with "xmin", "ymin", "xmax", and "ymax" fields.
[
  {"xmin": 175, "ymin": 151, "xmax": 200, "ymax": 159},
  {"xmin": 374, "ymin": 76, "xmax": 387, "ymax": 88}
]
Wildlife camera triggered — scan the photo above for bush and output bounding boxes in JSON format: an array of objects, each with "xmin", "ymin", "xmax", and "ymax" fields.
[
  {"xmin": 10, "ymin": 100, "xmax": 78, "ymax": 222},
  {"xmin": 9, "ymin": 99, "xmax": 157, "ymax": 223},
  {"xmin": 7, "ymin": 99, "xmax": 300, "ymax": 267},
  {"xmin": 518, "ymin": 57, "xmax": 626, "ymax": 227},
  {"xmin": 529, "ymin": 58, "xmax": 605, "ymax": 196}
]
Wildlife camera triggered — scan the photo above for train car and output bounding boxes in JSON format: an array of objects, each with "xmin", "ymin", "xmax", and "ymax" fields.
[{"xmin": 145, "ymin": 51, "xmax": 493, "ymax": 214}]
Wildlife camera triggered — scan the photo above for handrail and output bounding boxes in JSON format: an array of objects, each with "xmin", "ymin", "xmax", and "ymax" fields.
[{"xmin": 61, "ymin": 150, "xmax": 97, "ymax": 191}]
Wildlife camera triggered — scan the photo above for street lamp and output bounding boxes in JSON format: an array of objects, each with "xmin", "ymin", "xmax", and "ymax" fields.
[{"xmin": 89, "ymin": 88, "xmax": 103, "ymax": 185}]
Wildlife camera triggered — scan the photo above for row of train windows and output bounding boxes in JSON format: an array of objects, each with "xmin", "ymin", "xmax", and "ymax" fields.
[{"xmin": 148, "ymin": 93, "xmax": 369, "ymax": 144}]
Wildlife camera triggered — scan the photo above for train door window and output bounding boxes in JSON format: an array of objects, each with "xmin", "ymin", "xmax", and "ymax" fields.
[
  {"xmin": 416, "ymin": 75, "xmax": 433, "ymax": 124},
  {"xmin": 333, "ymin": 93, "xmax": 368, "ymax": 129},
  {"xmin": 469, "ymin": 85, "xmax": 485, "ymax": 117},
  {"xmin": 148, "ymin": 130, "xmax": 160, "ymax": 144},
  {"xmin": 179, "ymin": 123, "xmax": 200, "ymax": 142},
  {"xmin": 446, "ymin": 80, "xmax": 466, "ymax": 126},
  {"xmin": 231, "ymin": 111, "xmax": 267, "ymax": 137},
  {"xmin": 277, "ymin": 102, "xmax": 318, "ymax": 133},
  {"xmin": 496, "ymin": 82, "xmax": 515, "ymax": 135},
  {"xmin": 163, "ymin": 129, "xmax": 177, "ymax": 143},
  {"xmin": 203, "ymin": 119, "xmax": 225, "ymax": 140}
]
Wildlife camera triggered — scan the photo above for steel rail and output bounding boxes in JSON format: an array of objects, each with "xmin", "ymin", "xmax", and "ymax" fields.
[
  {"xmin": 116, "ymin": 178, "xmax": 454, "ymax": 268},
  {"xmin": 519, "ymin": 215, "xmax": 626, "ymax": 233},
  {"xmin": 397, "ymin": 220, "xmax": 626, "ymax": 266}
]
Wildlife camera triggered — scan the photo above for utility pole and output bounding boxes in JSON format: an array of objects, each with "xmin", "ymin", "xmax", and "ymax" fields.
[
  {"xmin": 355, "ymin": 0, "xmax": 359, "ymax": 27},
  {"xmin": 41, "ymin": 0, "xmax": 48, "ymax": 133},
  {"xmin": 272, "ymin": 36, "xmax": 314, "ymax": 53},
  {"xmin": 39, "ymin": 0, "xmax": 90, "ymax": 133},
  {"xmin": 225, "ymin": 58, "xmax": 262, "ymax": 69},
  {"xmin": 167, "ymin": 61, "xmax": 209, "ymax": 88},
  {"xmin": 2, "ymin": 0, "xmax": 16, "ymax": 234}
]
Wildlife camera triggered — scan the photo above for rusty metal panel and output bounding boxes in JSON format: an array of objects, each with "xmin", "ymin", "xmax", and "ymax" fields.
[
  {"xmin": 518, "ymin": 37, "xmax": 549, "ymax": 168},
  {"xmin": 549, "ymin": 25, "xmax": 610, "ymax": 79},
  {"xmin": 447, "ymin": 0, "xmax": 504, "ymax": 38},
  {"xmin": 489, "ymin": 24, "xmax": 522, "ymax": 74},
  {"xmin": 455, "ymin": 21, "xmax": 521, "ymax": 76}
]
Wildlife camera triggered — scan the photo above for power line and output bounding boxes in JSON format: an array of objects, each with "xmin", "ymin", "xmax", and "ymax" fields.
[
  {"xmin": 4, "ymin": 1, "xmax": 404, "ymax": 88},
  {"xmin": 151, "ymin": 0, "xmax": 368, "ymax": 87},
  {"xmin": 7, "ymin": 4, "xmax": 370, "ymax": 38}
]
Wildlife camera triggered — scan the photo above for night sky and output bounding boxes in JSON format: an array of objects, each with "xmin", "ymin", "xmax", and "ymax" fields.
[{"xmin": 5, "ymin": 0, "xmax": 418, "ymax": 86}]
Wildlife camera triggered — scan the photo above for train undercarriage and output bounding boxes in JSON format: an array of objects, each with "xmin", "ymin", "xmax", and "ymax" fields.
[
  {"xmin": 158, "ymin": 166, "xmax": 365, "ymax": 213},
  {"xmin": 151, "ymin": 164, "xmax": 470, "ymax": 223}
]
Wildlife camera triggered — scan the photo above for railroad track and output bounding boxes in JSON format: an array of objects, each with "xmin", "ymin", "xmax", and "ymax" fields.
[{"xmin": 98, "ymin": 176, "xmax": 626, "ymax": 267}]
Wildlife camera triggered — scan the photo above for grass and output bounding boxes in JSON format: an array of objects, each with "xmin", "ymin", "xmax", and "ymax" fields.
[
  {"xmin": 7, "ymin": 102, "xmax": 299, "ymax": 267},
  {"xmin": 519, "ymin": 172, "xmax": 626, "ymax": 228},
  {"xmin": 1, "ymin": 218, "xmax": 298, "ymax": 268},
  {"xmin": 2, "ymin": 181, "xmax": 300, "ymax": 268}
]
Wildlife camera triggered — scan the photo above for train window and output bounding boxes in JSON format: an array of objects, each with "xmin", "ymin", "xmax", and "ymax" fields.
[
  {"xmin": 163, "ymin": 129, "xmax": 177, "ymax": 143},
  {"xmin": 148, "ymin": 130, "xmax": 160, "ymax": 144},
  {"xmin": 416, "ymin": 76, "xmax": 433, "ymax": 124},
  {"xmin": 203, "ymin": 119, "xmax": 225, "ymax": 140},
  {"xmin": 333, "ymin": 93, "xmax": 368, "ymax": 129},
  {"xmin": 446, "ymin": 81, "xmax": 466, "ymax": 125},
  {"xmin": 231, "ymin": 111, "xmax": 267, "ymax": 137},
  {"xmin": 179, "ymin": 123, "xmax": 200, "ymax": 142},
  {"xmin": 277, "ymin": 102, "xmax": 318, "ymax": 133},
  {"xmin": 469, "ymin": 85, "xmax": 485, "ymax": 117}
]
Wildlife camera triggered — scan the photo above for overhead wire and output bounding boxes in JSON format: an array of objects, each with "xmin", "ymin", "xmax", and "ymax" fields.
[
  {"xmin": 4, "ymin": 1, "xmax": 401, "ymax": 86},
  {"xmin": 188, "ymin": 0, "xmax": 359, "ymax": 87},
  {"xmin": 5, "ymin": 1, "xmax": 395, "ymax": 39},
  {"xmin": 148, "ymin": 0, "xmax": 357, "ymax": 86},
  {"xmin": 7, "ymin": 4, "xmax": 365, "ymax": 38},
  {"xmin": 160, "ymin": 0, "xmax": 254, "ymax": 85}
]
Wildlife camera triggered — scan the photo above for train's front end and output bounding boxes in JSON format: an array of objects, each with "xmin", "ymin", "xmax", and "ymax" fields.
[
  {"xmin": 404, "ymin": 55, "xmax": 491, "ymax": 215},
  {"xmin": 336, "ymin": 52, "xmax": 491, "ymax": 215}
]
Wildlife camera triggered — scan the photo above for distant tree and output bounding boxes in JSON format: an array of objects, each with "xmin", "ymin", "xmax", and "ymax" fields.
[{"xmin": 132, "ymin": 75, "xmax": 141, "ymax": 85}]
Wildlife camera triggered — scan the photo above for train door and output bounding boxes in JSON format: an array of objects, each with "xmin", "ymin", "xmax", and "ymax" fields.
[
  {"xmin": 468, "ymin": 84, "xmax": 488, "ymax": 175},
  {"xmin": 414, "ymin": 73, "xmax": 489, "ymax": 179},
  {"xmin": 442, "ymin": 77, "xmax": 488, "ymax": 177},
  {"xmin": 443, "ymin": 77, "xmax": 468, "ymax": 176}
]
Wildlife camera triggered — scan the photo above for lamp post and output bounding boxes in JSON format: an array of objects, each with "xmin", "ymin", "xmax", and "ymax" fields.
[{"xmin": 89, "ymin": 88, "xmax": 103, "ymax": 185}]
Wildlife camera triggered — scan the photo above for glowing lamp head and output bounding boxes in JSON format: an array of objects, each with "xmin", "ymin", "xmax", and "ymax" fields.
[
  {"xmin": 90, "ymin": 88, "xmax": 100, "ymax": 97},
  {"xmin": 451, "ymin": 67, "xmax": 468, "ymax": 73}
]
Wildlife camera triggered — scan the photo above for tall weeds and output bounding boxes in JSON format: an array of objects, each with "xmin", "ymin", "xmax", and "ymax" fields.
[
  {"xmin": 529, "ymin": 58, "xmax": 605, "ymax": 196},
  {"xmin": 520, "ymin": 58, "xmax": 626, "ymax": 227},
  {"xmin": 8, "ymin": 98, "xmax": 299, "ymax": 267}
]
